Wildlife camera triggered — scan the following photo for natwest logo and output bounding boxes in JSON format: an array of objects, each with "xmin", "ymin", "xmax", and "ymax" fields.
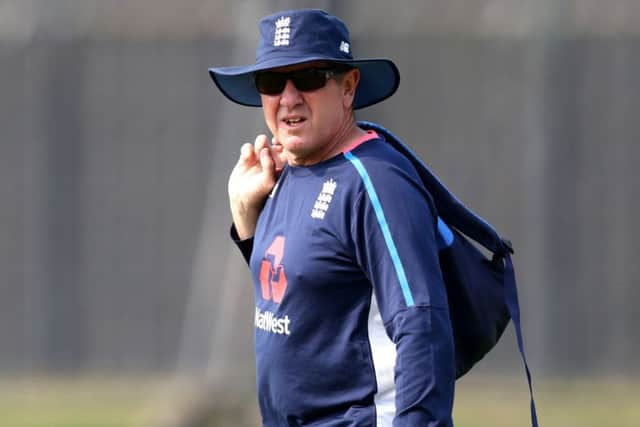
[
  {"xmin": 255, "ymin": 307, "xmax": 291, "ymax": 335},
  {"xmin": 259, "ymin": 236, "xmax": 288, "ymax": 303}
]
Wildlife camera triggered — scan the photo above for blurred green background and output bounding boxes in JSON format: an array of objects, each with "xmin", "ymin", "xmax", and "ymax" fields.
[
  {"xmin": 2, "ymin": 376, "xmax": 639, "ymax": 427},
  {"xmin": 1, "ymin": 0, "xmax": 639, "ymax": 426}
]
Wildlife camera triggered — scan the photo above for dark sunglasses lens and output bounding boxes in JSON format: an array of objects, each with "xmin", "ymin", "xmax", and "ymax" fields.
[
  {"xmin": 255, "ymin": 69, "xmax": 331, "ymax": 95},
  {"xmin": 255, "ymin": 72, "xmax": 286, "ymax": 95},
  {"xmin": 290, "ymin": 69, "xmax": 327, "ymax": 92}
]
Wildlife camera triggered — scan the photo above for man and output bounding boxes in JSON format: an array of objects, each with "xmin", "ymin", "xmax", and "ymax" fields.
[{"xmin": 209, "ymin": 9, "xmax": 455, "ymax": 427}]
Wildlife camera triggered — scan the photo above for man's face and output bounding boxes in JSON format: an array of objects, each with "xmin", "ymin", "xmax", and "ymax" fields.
[{"xmin": 259, "ymin": 62, "xmax": 359, "ymax": 166}]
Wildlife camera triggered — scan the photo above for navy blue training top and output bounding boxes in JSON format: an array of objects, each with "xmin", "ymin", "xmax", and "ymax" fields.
[{"xmin": 233, "ymin": 132, "xmax": 455, "ymax": 426}]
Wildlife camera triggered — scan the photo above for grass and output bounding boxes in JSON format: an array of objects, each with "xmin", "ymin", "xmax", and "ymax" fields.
[
  {"xmin": 1, "ymin": 375, "xmax": 639, "ymax": 427},
  {"xmin": 0, "ymin": 376, "xmax": 153, "ymax": 427},
  {"xmin": 454, "ymin": 375, "xmax": 640, "ymax": 427}
]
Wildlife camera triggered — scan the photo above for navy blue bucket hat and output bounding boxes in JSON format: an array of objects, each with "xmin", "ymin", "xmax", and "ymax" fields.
[{"xmin": 208, "ymin": 9, "xmax": 400, "ymax": 110}]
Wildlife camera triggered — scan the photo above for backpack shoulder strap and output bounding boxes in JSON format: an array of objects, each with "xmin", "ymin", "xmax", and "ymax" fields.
[
  {"xmin": 358, "ymin": 121, "xmax": 511, "ymax": 256},
  {"xmin": 358, "ymin": 120, "xmax": 539, "ymax": 427}
]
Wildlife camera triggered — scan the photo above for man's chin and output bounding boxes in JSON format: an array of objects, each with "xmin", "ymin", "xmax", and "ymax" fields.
[
  {"xmin": 280, "ymin": 135, "xmax": 307, "ymax": 153},
  {"xmin": 282, "ymin": 147, "xmax": 314, "ymax": 167}
]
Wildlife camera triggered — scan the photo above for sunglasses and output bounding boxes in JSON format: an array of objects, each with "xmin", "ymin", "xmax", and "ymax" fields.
[{"xmin": 254, "ymin": 67, "xmax": 351, "ymax": 95}]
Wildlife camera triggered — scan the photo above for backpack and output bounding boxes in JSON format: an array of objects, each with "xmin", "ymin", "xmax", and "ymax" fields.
[{"xmin": 358, "ymin": 121, "xmax": 539, "ymax": 427}]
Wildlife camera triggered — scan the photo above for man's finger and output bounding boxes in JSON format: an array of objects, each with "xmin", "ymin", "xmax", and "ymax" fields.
[
  {"xmin": 238, "ymin": 142, "xmax": 255, "ymax": 167},
  {"xmin": 254, "ymin": 134, "xmax": 269, "ymax": 156},
  {"xmin": 270, "ymin": 136, "xmax": 286, "ymax": 172},
  {"xmin": 259, "ymin": 147, "xmax": 275, "ymax": 183},
  {"xmin": 240, "ymin": 142, "xmax": 253, "ymax": 158}
]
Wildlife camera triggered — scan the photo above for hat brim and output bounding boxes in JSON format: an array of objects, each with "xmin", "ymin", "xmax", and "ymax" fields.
[{"xmin": 208, "ymin": 57, "xmax": 399, "ymax": 110}]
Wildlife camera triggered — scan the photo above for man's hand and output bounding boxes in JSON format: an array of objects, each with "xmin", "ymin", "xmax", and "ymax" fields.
[{"xmin": 229, "ymin": 134, "xmax": 285, "ymax": 240}]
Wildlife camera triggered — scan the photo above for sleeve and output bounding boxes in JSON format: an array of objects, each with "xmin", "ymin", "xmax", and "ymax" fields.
[
  {"xmin": 349, "ymin": 155, "xmax": 455, "ymax": 426},
  {"xmin": 230, "ymin": 223, "xmax": 254, "ymax": 265}
]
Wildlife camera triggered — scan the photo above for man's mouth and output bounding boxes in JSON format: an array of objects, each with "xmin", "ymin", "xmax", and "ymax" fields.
[{"xmin": 283, "ymin": 117, "xmax": 306, "ymax": 126}]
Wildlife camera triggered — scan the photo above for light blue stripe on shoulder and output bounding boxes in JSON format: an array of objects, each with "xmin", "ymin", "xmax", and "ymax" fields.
[
  {"xmin": 344, "ymin": 151, "xmax": 415, "ymax": 307},
  {"xmin": 437, "ymin": 217, "xmax": 454, "ymax": 248}
]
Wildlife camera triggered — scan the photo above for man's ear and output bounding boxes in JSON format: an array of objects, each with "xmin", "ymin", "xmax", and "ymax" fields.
[{"xmin": 342, "ymin": 68, "xmax": 360, "ymax": 109}]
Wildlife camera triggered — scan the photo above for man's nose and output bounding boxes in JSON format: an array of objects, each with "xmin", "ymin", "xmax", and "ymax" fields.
[{"xmin": 279, "ymin": 79, "xmax": 303, "ymax": 107}]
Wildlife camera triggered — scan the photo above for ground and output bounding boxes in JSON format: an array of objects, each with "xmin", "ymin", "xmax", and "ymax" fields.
[{"xmin": 1, "ymin": 375, "xmax": 638, "ymax": 427}]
